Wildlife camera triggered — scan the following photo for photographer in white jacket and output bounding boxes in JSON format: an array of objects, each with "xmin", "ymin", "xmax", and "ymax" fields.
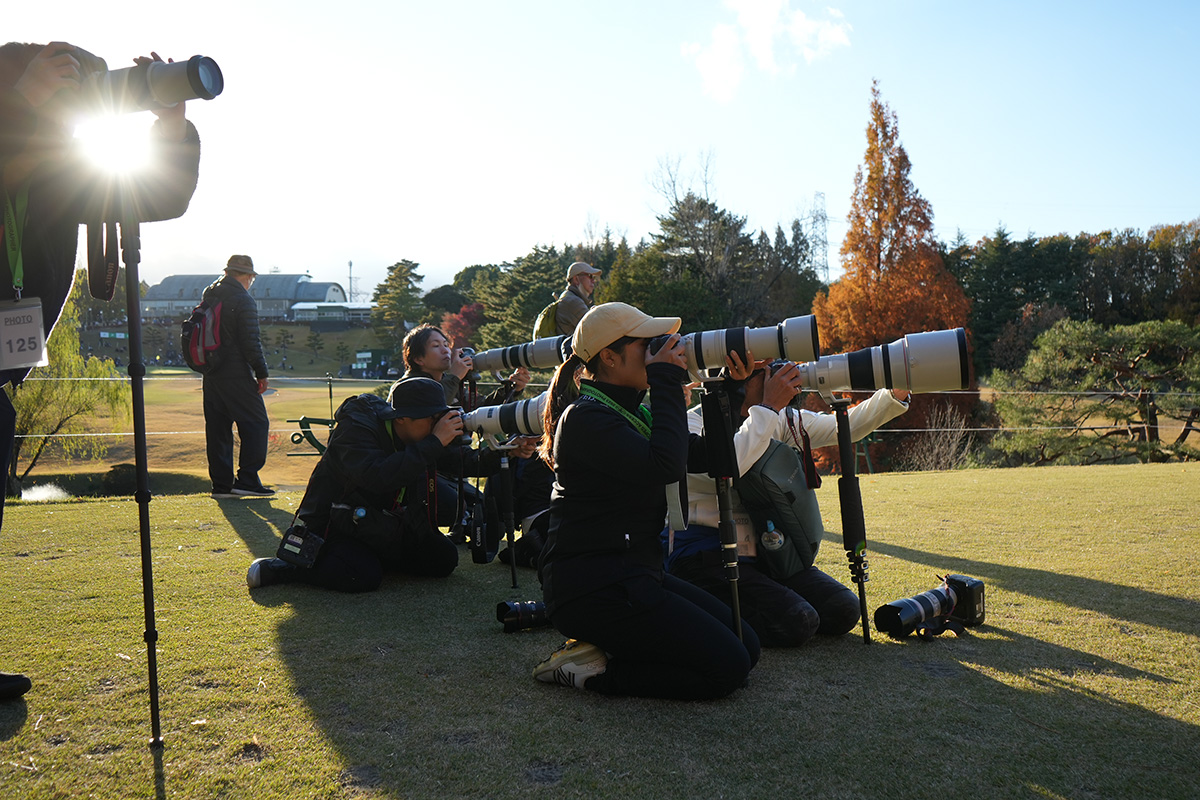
[{"xmin": 667, "ymin": 353, "xmax": 909, "ymax": 647}]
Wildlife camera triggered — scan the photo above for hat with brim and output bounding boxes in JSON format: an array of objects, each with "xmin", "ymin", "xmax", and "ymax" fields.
[
  {"xmin": 571, "ymin": 302, "xmax": 681, "ymax": 362},
  {"xmin": 384, "ymin": 377, "xmax": 450, "ymax": 420},
  {"xmin": 226, "ymin": 254, "xmax": 257, "ymax": 276},
  {"xmin": 567, "ymin": 261, "xmax": 602, "ymax": 280}
]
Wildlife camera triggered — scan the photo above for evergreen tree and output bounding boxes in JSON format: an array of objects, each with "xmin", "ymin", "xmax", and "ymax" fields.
[
  {"xmin": 474, "ymin": 246, "xmax": 567, "ymax": 348},
  {"xmin": 991, "ymin": 319, "xmax": 1200, "ymax": 465},
  {"xmin": 371, "ymin": 260, "xmax": 425, "ymax": 357}
]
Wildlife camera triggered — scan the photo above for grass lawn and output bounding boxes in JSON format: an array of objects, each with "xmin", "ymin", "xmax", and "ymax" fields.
[{"xmin": 1, "ymin": 462, "xmax": 1198, "ymax": 799}]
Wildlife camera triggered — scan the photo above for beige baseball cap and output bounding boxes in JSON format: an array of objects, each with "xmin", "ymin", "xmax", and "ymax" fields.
[
  {"xmin": 571, "ymin": 302, "xmax": 681, "ymax": 362},
  {"xmin": 567, "ymin": 261, "xmax": 602, "ymax": 280}
]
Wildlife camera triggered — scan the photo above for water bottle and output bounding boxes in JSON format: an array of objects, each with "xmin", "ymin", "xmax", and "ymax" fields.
[{"xmin": 760, "ymin": 520, "xmax": 784, "ymax": 551}]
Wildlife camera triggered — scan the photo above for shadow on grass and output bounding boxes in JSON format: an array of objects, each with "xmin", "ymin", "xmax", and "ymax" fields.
[
  {"xmin": 244, "ymin": 554, "xmax": 1200, "ymax": 799},
  {"xmin": 19, "ymin": 469, "xmax": 211, "ymax": 498},
  {"xmin": 867, "ymin": 539, "xmax": 1200, "ymax": 638},
  {"xmin": 0, "ymin": 698, "xmax": 27, "ymax": 741},
  {"xmin": 867, "ymin": 626, "xmax": 1200, "ymax": 795},
  {"xmin": 212, "ymin": 497, "xmax": 296, "ymax": 560}
]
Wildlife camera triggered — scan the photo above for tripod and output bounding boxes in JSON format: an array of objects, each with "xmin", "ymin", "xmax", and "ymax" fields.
[
  {"xmin": 88, "ymin": 215, "xmax": 166, "ymax": 746},
  {"xmin": 825, "ymin": 394, "xmax": 872, "ymax": 645},
  {"xmin": 699, "ymin": 377, "xmax": 743, "ymax": 642}
]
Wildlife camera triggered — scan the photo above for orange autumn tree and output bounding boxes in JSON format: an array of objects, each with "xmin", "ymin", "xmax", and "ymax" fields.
[
  {"xmin": 813, "ymin": 80, "xmax": 969, "ymax": 354},
  {"xmin": 810, "ymin": 81, "xmax": 972, "ymax": 471}
]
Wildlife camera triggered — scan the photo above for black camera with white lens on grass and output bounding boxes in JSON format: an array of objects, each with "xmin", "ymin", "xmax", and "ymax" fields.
[{"xmin": 873, "ymin": 574, "xmax": 985, "ymax": 639}]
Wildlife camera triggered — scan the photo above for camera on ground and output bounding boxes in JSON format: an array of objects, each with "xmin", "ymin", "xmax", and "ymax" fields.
[{"xmin": 874, "ymin": 574, "xmax": 985, "ymax": 638}]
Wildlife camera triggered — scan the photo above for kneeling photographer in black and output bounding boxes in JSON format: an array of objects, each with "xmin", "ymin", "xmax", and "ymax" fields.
[
  {"xmin": 532, "ymin": 302, "xmax": 759, "ymax": 699},
  {"xmin": 246, "ymin": 377, "xmax": 536, "ymax": 593},
  {"xmin": 1, "ymin": 41, "xmax": 201, "ymax": 701}
]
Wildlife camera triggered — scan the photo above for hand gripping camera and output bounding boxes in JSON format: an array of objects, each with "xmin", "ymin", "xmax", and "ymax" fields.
[{"xmin": 66, "ymin": 47, "xmax": 224, "ymax": 116}]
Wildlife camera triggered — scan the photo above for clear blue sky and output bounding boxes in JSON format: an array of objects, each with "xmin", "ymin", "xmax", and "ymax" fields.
[{"xmin": 8, "ymin": 1, "xmax": 1198, "ymax": 299}]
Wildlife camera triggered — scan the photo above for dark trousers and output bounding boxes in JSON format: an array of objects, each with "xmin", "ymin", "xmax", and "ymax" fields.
[
  {"xmin": 550, "ymin": 573, "xmax": 760, "ymax": 700},
  {"xmin": 278, "ymin": 523, "xmax": 459, "ymax": 593},
  {"xmin": 670, "ymin": 550, "xmax": 860, "ymax": 647},
  {"xmin": 202, "ymin": 375, "xmax": 269, "ymax": 490}
]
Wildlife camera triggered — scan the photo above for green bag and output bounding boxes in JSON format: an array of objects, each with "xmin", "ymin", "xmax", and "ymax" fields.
[
  {"xmin": 532, "ymin": 298, "xmax": 559, "ymax": 340},
  {"xmin": 735, "ymin": 439, "xmax": 825, "ymax": 580}
]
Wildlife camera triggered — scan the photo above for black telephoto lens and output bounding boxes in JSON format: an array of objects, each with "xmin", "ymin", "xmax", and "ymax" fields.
[{"xmin": 496, "ymin": 600, "xmax": 550, "ymax": 633}]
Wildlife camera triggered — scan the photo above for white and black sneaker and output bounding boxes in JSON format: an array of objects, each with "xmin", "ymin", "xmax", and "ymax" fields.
[{"xmin": 533, "ymin": 639, "xmax": 607, "ymax": 689}]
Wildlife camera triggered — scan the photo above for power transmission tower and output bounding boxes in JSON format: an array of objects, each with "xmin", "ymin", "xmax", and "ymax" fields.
[{"xmin": 810, "ymin": 191, "xmax": 829, "ymax": 283}]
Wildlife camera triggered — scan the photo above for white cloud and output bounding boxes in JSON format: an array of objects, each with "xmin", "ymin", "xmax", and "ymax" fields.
[
  {"xmin": 786, "ymin": 8, "xmax": 853, "ymax": 64},
  {"xmin": 684, "ymin": 22, "xmax": 746, "ymax": 103},
  {"xmin": 683, "ymin": 1, "xmax": 852, "ymax": 102}
]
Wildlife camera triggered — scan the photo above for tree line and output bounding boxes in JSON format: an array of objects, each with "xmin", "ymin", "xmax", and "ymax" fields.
[{"xmin": 371, "ymin": 79, "xmax": 1198, "ymax": 468}]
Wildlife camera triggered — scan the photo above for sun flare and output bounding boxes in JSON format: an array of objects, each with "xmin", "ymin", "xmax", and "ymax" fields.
[{"xmin": 73, "ymin": 114, "xmax": 154, "ymax": 173}]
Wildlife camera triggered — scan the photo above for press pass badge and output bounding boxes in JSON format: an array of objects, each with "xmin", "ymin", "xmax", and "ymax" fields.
[{"xmin": 0, "ymin": 298, "xmax": 48, "ymax": 370}]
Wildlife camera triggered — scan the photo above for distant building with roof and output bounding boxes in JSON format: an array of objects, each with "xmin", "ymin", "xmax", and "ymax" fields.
[{"xmin": 142, "ymin": 274, "xmax": 359, "ymax": 322}]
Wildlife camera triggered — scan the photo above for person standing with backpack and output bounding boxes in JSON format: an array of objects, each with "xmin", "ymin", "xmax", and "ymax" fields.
[
  {"xmin": 553, "ymin": 261, "xmax": 601, "ymax": 337},
  {"xmin": 203, "ymin": 255, "xmax": 272, "ymax": 498}
]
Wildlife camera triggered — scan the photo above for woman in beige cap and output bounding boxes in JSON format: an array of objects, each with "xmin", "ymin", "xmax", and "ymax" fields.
[{"xmin": 531, "ymin": 303, "xmax": 759, "ymax": 699}]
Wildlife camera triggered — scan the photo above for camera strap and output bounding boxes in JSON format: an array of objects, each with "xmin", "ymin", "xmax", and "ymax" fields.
[
  {"xmin": 579, "ymin": 384, "xmax": 652, "ymax": 438},
  {"xmin": 2, "ymin": 182, "xmax": 30, "ymax": 298},
  {"xmin": 783, "ymin": 408, "xmax": 821, "ymax": 490}
]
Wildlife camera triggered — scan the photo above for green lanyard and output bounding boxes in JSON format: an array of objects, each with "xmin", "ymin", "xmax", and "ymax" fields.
[
  {"xmin": 580, "ymin": 384, "xmax": 653, "ymax": 439},
  {"xmin": 2, "ymin": 182, "xmax": 30, "ymax": 299}
]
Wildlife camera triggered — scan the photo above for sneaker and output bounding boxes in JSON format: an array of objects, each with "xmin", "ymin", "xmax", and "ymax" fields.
[
  {"xmin": 247, "ymin": 557, "xmax": 273, "ymax": 588},
  {"xmin": 232, "ymin": 482, "xmax": 275, "ymax": 498},
  {"xmin": 533, "ymin": 639, "xmax": 607, "ymax": 689},
  {"xmin": 211, "ymin": 487, "xmax": 237, "ymax": 499},
  {"xmin": 0, "ymin": 672, "xmax": 32, "ymax": 701}
]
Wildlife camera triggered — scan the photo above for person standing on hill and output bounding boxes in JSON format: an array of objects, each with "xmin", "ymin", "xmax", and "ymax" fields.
[
  {"xmin": 203, "ymin": 255, "xmax": 272, "ymax": 498},
  {"xmin": 554, "ymin": 261, "xmax": 601, "ymax": 337}
]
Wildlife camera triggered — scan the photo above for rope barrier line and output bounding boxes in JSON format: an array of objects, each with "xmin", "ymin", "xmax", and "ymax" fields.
[
  {"xmin": 12, "ymin": 376, "xmax": 1199, "ymax": 399},
  {"xmin": 15, "ymin": 424, "xmax": 1192, "ymax": 440}
]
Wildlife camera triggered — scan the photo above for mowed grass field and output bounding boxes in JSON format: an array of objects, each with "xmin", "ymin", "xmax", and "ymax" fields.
[
  {"xmin": 1, "ymin": 463, "xmax": 1198, "ymax": 799},
  {"xmin": 26, "ymin": 370, "xmax": 397, "ymax": 494}
]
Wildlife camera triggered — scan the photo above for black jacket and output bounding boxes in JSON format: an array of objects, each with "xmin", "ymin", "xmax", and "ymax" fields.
[
  {"xmin": 540, "ymin": 363, "xmax": 709, "ymax": 612},
  {"xmin": 0, "ymin": 86, "xmax": 200, "ymax": 387},
  {"xmin": 202, "ymin": 275, "xmax": 269, "ymax": 381},
  {"xmin": 296, "ymin": 393, "xmax": 501, "ymax": 535}
]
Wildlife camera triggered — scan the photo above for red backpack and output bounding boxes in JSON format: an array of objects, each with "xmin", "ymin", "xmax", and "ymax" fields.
[{"xmin": 181, "ymin": 299, "xmax": 224, "ymax": 374}]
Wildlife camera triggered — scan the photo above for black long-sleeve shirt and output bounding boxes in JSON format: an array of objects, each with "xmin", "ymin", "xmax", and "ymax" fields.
[{"xmin": 541, "ymin": 362, "xmax": 708, "ymax": 613}]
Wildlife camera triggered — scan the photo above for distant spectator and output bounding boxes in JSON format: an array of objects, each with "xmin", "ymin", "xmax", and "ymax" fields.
[
  {"xmin": 555, "ymin": 262, "xmax": 601, "ymax": 336},
  {"xmin": 203, "ymin": 255, "xmax": 272, "ymax": 498}
]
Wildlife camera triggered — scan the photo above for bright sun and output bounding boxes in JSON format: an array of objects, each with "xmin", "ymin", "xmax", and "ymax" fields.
[{"xmin": 74, "ymin": 114, "xmax": 154, "ymax": 173}]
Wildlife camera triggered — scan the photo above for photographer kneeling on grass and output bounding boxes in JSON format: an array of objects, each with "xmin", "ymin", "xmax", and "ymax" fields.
[
  {"xmin": 246, "ymin": 377, "xmax": 535, "ymax": 593},
  {"xmin": 668, "ymin": 356, "xmax": 909, "ymax": 647},
  {"xmin": 532, "ymin": 303, "xmax": 759, "ymax": 699}
]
